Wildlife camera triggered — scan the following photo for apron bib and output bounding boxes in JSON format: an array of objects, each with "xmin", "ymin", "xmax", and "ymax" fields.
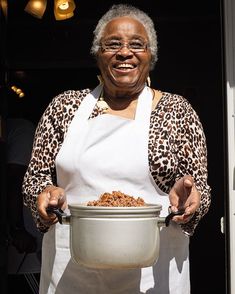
[{"xmin": 40, "ymin": 85, "xmax": 190, "ymax": 294}]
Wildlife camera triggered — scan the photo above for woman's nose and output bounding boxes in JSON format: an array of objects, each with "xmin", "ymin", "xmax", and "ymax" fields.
[{"xmin": 116, "ymin": 45, "xmax": 133, "ymax": 56}]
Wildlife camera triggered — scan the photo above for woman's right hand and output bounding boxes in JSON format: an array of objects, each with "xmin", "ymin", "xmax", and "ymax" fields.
[{"xmin": 37, "ymin": 185, "xmax": 66, "ymax": 226}]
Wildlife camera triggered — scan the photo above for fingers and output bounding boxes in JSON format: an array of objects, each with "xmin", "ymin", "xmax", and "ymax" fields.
[
  {"xmin": 169, "ymin": 174, "xmax": 201, "ymax": 223},
  {"xmin": 37, "ymin": 186, "xmax": 66, "ymax": 226},
  {"xmin": 44, "ymin": 185, "xmax": 65, "ymax": 206},
  {"xmin": 37, "ymin": 192, "xmax": 57, "ymax": 226},
  {"xmin": 184, "ymin": 200, "xmax": 199, "ymax": 215},
  {"xmin": 169, "ymin": 176, "xmax": 194, "ymax": 208},
  {"xmin": 168, "ymin": 204, "xmax": 194, "ymax": 224},
  {"xmin": 171, "ymin": 192, "xmax": 200, "ymax": 224},
  {"xmin": 170, "ymin": 199, "xmax": 198, "ymax": 224},
  {"xmin": 183, "ymin": 175, "xmax": 194, "ymax": 187},
  {"xmin": 172, "ymin": 212, "xmax": 195, "ymax": 224},
  {"xmin": 185, "ymin": 185, "xmax": 201, "ymax": 213}
]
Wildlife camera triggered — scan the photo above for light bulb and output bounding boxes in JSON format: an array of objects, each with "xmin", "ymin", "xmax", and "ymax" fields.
[{"xmin": 59, "ymin": 2, "xmax": 69, "ymax": 10}]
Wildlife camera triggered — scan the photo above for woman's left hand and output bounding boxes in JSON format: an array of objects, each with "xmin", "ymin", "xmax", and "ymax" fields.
[{"xmin": 169, "ymin": 175, "xmax": 201, "ymax": 224}]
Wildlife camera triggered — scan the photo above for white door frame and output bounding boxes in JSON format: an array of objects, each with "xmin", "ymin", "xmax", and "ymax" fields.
[{"xmin": 224, "ymin": 0, "xmax": 235, "ymax": 293}]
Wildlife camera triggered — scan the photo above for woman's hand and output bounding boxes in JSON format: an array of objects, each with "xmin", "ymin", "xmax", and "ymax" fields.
[
  {"xmin": 37, "ymin": 185, "xmax": 66, "ymax": 226},
  {"xmin": 169, "ymin": 175, "xmax": 201, "ymax": 224}
]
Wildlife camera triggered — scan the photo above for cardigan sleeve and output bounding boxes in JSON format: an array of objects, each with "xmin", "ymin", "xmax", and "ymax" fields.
[
  {"xmin": 149, "ymin": 93, "xmax": 211, "ymax": 236},
  {"xmin": 22, "ymin": 90, "xmax": 80, "ymax": 232},
  {"xmin": 175, "ymin": 97, "xmax": 211, "ymax": 235}
]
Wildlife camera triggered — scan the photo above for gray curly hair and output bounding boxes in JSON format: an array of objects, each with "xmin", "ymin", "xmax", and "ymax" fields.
[{"xmin": 90, "ymin": 4, "xmax": 158, "ymax": 70}]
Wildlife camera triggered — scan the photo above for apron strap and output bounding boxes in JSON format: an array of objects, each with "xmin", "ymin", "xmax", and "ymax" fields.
[
  {"xmin": 78, "ymin": 84, "xmax": 103, "ymax": 120},
  {"xmin": 65, "ymin": 84, "xmax": 103, "ymax": 137},
  {"xmin": 134, "ymin": 86, "xmax": 153, "ymax": 126}
]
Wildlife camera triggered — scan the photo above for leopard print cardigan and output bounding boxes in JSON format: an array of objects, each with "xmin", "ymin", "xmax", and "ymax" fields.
[{"xmin": 22, "ymin": 88, "xmax": 211, "ymax": 236}]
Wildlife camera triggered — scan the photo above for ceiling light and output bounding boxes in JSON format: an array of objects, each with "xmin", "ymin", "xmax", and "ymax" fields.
[
  {"xmin": 54, "ymin": 0, "xmax": 76, "ymax": 21},
  {"xmin": 24, "ymin": 0, "xmax": 47, "ymax": 19},
  {"xmin": 0, "ymin": 0, "xmax": 8, "ymax": 19},
  {"xmin": 24, "ymin": 0, "xmax": 76, "ymax": 20},
  {"xmin": 59, "ymin": 3, "xmax": 69, "ymax": 10}
]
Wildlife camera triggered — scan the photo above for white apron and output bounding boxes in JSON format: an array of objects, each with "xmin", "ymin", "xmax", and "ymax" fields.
[{"xmin": 40, "ymin": 85, "xmax": 190, "ymax": 294}]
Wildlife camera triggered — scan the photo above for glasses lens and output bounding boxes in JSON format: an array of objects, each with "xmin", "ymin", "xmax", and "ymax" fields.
[
  {"xmin": 102, "ymin": 40, "xmax": 147, "ymax": 52},
  {"xmin": 104, "ymin": 41, "xmax": 122, "ymax": 51},
  {"xmin": 129, "ymin": 40, "xmax": 146, "ymax": 51}
]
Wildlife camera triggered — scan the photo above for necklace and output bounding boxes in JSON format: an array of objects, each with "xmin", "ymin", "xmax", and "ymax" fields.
[
  {"xmin": 97, "ymin": 96, "xmax": 109, "ymax": 113},
  {"xmin": 97, "ymin": 94, "xmax": 134, "ymax": 113}
]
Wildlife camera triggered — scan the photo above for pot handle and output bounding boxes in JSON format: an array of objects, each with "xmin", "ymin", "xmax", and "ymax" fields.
[
  {"xmin": 164, "ymin": 209, "xmax": 185, "ymax": 226},
  {"xmin": 46, "ymin": 207, "xmax": 70, "ymax": 225}
]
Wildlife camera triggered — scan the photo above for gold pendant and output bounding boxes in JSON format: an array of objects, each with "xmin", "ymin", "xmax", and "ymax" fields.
[{"xmin": 97, "ymin": 100, "xmax": 109, "ymax": 113}]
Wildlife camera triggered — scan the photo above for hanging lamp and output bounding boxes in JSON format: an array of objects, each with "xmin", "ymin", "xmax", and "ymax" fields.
[
  {"xmin": 24, "ymin": 0, "xmax": 76, "ymax": 20},
  {"xmin": 24, "ymin": 0, "xmax": 47, "ymax": 19},
  {"xmin": 54, "ymin": 0, "xmax": 76, "ymax": 21}
]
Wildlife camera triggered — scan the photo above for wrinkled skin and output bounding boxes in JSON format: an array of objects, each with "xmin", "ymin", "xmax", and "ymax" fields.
[{"xmin": 96, "ymin": 16, "xmax": 152, "ymax": 100}]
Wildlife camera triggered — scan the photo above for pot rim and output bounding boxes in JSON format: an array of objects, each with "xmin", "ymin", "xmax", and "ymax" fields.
[
  {"xmin": 69, "ymin": 202, "xmax": 161, "ymax": 209},
  {"xmin": 68, "ymin": 203, "xmax": 162, "ymax": 218}
]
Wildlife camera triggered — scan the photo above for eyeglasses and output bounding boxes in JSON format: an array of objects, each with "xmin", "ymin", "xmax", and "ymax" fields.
[{"xmin": 100, "ymin": 40, "xmax": 149, "ymax": 53}]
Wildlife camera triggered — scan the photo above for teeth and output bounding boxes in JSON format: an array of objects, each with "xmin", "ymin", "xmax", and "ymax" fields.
[{"xmin": 116, "ymin": 63, "xmax": 134, "ymax": 69}]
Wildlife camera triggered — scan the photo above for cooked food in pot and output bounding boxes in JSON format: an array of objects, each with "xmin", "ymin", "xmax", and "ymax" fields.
[{"xmin": 87, "ymin": 191, "xmax": 146, "ymax": 207}]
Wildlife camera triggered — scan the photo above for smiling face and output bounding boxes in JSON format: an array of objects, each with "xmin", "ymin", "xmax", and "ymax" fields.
[{"xmin": 96, "ymin": 16, "xmax": 152, "ymax": 97}]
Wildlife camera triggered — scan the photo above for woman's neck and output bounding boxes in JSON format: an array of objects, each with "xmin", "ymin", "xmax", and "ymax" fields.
[{"xmin": 102, "ymin": 87, "xmax": 143, "ymax": 110}]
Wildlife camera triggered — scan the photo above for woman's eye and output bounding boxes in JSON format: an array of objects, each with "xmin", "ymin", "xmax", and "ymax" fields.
[
  {"xmin": 129, "ymin": 41, "xmax": 144, "ymax": 49},
  {"xmin": 107, "ymin": 41, "xmax": 121, "ymax": 49}
]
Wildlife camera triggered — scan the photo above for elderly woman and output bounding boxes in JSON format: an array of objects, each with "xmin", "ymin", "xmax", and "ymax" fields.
[{"xmin": 22, "ymin": 4, "xmax": 211, "ymax": 294}]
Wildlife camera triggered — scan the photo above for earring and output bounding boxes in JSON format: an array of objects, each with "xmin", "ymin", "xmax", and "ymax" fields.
[
  {"xmin": 97, "ymin": 89, "xmax": 109, "ymax": 113},
  {"xmin": 147, "ymin": 76, "xmax": 151, "ymax": 87},
  {"xmin": 97, "ymin": 75, "xmax": 104, "ymax": 84}
]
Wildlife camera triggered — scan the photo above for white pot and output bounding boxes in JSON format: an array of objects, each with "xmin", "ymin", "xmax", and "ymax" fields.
[{"xmin": 48, "ymin": 204, "xmax": 180, "ymax": 269}]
